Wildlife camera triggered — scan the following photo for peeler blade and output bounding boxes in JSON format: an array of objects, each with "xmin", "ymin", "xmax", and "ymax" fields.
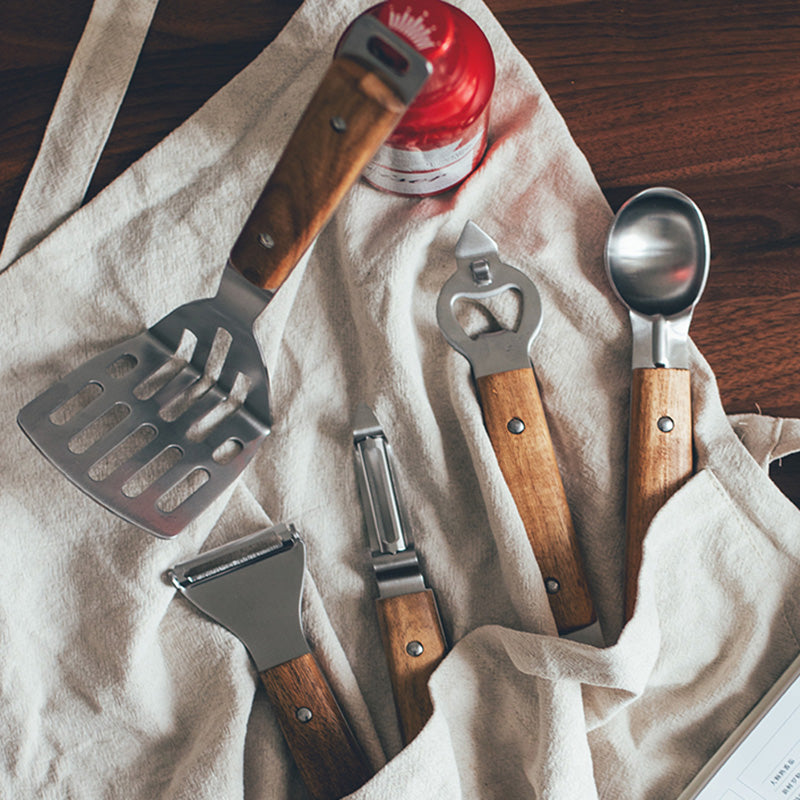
[
  {"xmin": 168, "ymin": 522, "xmax": 310, "ymax": 672},
  {"xmin": 170, "ymin": 522, "xmax": 376, "ymax": 798}
]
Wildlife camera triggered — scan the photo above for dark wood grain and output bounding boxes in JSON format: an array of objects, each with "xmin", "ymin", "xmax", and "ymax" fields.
[
  {"xmin": 476, "ymin": 367, "xmax": 597, "ymax": 633},
  {"xmin": 625, "ymin": 368, "xmax": 693, "ymax": 621},
  {"xmin": 1, "ymin": 0, "xmax": 798, "ymax": 499},
  {"xmin": 259, "ymin": 652, "xmax": 372, "ymax": 799},
  {"xmin": 230, "ymin": 58, "xmax": 407, "ymax": 291},
  {"xmin": 85, "ymin": 0, "xmax": 302, "ymax": 205},
  {"xmin": 375, "ymin": 589, "xmax": 447, "ymax": 744}
]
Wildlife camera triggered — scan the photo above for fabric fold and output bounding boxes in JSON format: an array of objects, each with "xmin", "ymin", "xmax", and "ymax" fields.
[
  {"xmin": 2, "ymin": 0, "xmax": 799, "ymax": 797},
  {"xmin": 0, "ymin": 0, "xmax": 161, "ymax": 271}
]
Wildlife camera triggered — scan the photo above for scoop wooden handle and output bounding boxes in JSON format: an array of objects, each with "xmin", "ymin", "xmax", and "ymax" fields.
[
  {"xmin": 259, "ymin": 652, "xmax": 372, "ymax": 800},
  {"xmin": 625, "ymin": 367, "xmax": 693, "ymax": 621},
  {"xmin": 229, "ymin": 56, "xmax": 407, "ymax": 292},
  {"xmin": 475, "ymin": 367, "xmax": 596, "ymax": 635},
  {"xmin": 375, "ymin": 589, "xmax": 447, "ymax": 744}
]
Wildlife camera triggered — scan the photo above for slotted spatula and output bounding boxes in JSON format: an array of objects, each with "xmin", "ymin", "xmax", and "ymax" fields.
[{"xmin": 17, "ymin": 16, "xmax": 431, "ymax": 538}]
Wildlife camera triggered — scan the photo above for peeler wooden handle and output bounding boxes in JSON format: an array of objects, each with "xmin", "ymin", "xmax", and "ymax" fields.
[
  {"xmin": 230, "ymin": 56, "xmax": 408, "ymax": 293},
  {"xmin": 259, "ymin": 652, "xmax": 372, "ymax": 800},
  {"xmin": 375, "ymin": 589, "xmax": 447, "ymax": 744},
  {"xmin": 625, "ymin": 367, "xmax": 693, "ymax": 621},
  {"xmin": 476, "ymin": 367, "xmax": 596, "ymax": 635}
]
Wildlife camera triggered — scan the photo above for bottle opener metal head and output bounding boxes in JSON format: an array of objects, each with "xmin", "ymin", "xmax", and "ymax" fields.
[{"xmin": 435, "ymin": 221, "xmax": 543, "ymax": 377}]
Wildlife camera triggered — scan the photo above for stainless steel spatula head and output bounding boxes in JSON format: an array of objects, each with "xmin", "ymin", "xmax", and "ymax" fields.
[
  {"xmin": 18, "ymin": 268, "xmax": 272, "ymax": 538},
  {"xmin": 16, "ymin": 16, "xmax": 431, "ymax": 539}
]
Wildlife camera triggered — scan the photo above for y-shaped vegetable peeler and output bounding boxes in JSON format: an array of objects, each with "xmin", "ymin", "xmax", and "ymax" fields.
[{"xmin": 168, "ymin": 522, "xmax": 372, "ymax": 799}]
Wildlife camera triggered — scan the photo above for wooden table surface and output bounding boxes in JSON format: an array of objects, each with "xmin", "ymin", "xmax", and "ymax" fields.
[{"xmin": 2, "ymin": 0, "xmax": 799, "ymax": 498}]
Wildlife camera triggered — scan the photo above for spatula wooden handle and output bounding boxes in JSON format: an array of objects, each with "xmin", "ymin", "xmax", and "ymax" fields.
[
  {"xmin": 625, "ymin": 367, "xmax": 693, "ymax": 621},
  {"xmin": 259, "ymin": 652, "xmax": 372, "ymax": 800},
  {"xmin": 229, "ymin": 56, "xmax": 407, "ymax": 292},
  {"xmin": 375, "ymin": 589, "xmax": 447, "ymax": 744},
  {"xmin": 475, "ymin": 367, "xmax": 596, "ymax": 635}
]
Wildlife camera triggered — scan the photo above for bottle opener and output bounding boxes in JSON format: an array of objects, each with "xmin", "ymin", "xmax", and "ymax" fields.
[{"xmin": 436, "ymin": 220, "xmax": 602, "ymax": 643}]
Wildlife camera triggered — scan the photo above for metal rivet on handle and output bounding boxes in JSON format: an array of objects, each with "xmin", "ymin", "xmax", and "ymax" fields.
[
  {"xmin": 330, "ymin": 116, "xmax": 347, "ymax": 133},
  {"xmin": 657, "ymin": 416, "xmax": 675, "ymax": 433},
  {"xmin": 507, "ymin": 417, "xmax": 525, "ymax": 434},
  {"xmin": 296, "ymin": 707, "xmax": 313, "ymax": 723},
  {"xmin": 258, "ymin": 232, "xmax": 275, "ymax": 249},
  {"xmin": 545, "ymin": 577, "xmax": 561, "ymax": 595},
  {"xmin": 406, "ymin": 641, "xmax": 424, "ymax": 657}
]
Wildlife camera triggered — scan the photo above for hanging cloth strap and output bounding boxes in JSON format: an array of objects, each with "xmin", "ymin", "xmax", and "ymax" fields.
[{"xmin": 0, "ymin": 0, "xmax": 160, "ymax": 271}]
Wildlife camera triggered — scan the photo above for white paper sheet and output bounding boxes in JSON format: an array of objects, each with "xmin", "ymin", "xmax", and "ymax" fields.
[{"xmin": 680, "ymin": 653, "xmax": 800, "ymax": 800}]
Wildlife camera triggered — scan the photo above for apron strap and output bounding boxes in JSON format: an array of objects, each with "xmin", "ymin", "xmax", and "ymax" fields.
[
  {"xmin": 731, "ymin": 413, "xmax": 800, "ymax": 471},
  {"xmin": 0, "ymin": 0, "xmax": 160, "ymax": 271}
]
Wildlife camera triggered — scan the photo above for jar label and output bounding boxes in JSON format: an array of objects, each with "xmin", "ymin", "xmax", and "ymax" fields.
[{"xmin": 363, "ymin": 131, "xmax": 485, "ymax": 195}]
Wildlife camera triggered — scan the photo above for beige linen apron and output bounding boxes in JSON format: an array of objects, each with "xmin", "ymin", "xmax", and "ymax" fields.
[{"xmin": 2, "ymin": 1, "xmax": 799, "ymax": 797}]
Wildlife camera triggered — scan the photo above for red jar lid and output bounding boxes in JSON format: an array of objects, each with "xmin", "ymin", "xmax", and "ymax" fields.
[
  {"xmin": 371, "ymin": 0, "xmax": 456, "ymax": 63},
  {"xmin": 367, "ymin": 0, "xmax": 495, "ymax": 134}
]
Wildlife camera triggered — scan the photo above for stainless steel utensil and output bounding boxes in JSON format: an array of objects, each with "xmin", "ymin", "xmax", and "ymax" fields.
[
  {"xmin": 17, "ymin": 16, "xmax": 431, "ymax": 538},
  {"xmin": 353, "ymin": 403, "xmax": 447, "ymax": 743},
  {"xmin": 168, "ymin": 522, "xmax": 372, "ymax": 800},
  {"xmin": 604, "ymin": 186, "xmax": 710, "ymax": 620},
  {"xmin": 437, "ymin": 220, "xmax": 602, "ymax": 644}
]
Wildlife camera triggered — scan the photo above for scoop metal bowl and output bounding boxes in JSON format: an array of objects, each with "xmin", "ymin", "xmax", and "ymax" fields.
[{"xmin": 605, "ymin": 187, "xmax": 710, "ymax": 368}]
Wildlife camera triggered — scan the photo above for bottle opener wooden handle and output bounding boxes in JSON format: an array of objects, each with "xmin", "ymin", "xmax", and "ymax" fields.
[
  {"xmin": 476, "ymin": 367, "xmax": 596, "ymax": 635},
  {"xmin": 375, "ymin": 589, "xmax": 447, "ymax": 744},
  {"xmin": 259, "ymin": 652, "xmax": 373, "ymax": 800},
  {"xmin": 624, "ymin": 367, "xmax": 692, "ymax": 621},
  {"xmin": 230, "ymin": 16, "xmax": 430, "ymax": 293}
]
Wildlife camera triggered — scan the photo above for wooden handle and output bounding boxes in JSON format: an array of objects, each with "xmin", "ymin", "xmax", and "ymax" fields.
[
  {"xmin": 259, "ymin": 652, "xmax": 372, "ymax": 800},
  {"xmin": 375, "ymin": 589, "xmax": 447, "ymax": 744},
  {"xmin": 229, "ymin": 57, "xmax": 406, "ymax": 292},
  {"xmin": 625, "ymin": 367, "xmax": 693, "ymax": 621},
  {"xmin": 475, "ymin": 367, "xmax": 596, "ymax": 635}
]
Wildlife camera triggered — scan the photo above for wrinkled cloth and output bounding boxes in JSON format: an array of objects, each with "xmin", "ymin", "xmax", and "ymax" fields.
[{"xmin": 2, "ymin": 0, "xmax": 800, "ymax": 798}]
